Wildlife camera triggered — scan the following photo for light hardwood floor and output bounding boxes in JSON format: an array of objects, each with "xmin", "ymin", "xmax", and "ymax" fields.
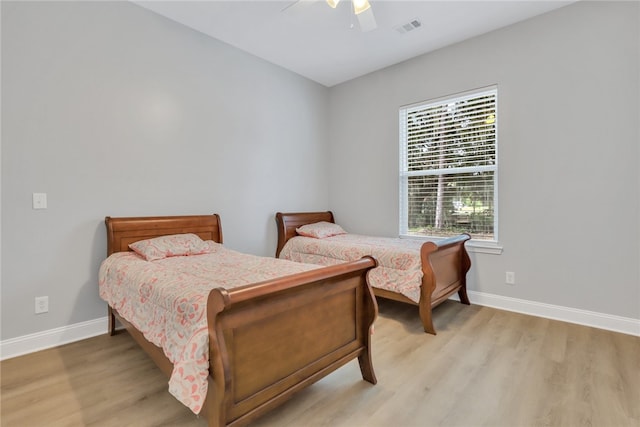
[{"xmin": 2, "ymin": 300, "xmax": 638, "ymax": 427}]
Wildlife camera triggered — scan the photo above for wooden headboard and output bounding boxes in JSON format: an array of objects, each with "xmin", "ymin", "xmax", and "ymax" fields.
[
  {"xmin": 105, "ymin": 214, "xmax": 223, "ymax": 256},
  {"xmin": 275, "ymin": 211, "xmax": 334, "ymax": 257}
]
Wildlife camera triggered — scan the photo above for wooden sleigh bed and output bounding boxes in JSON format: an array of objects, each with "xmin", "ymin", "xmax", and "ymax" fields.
[
  {"xmin": 275, "ymin": 211, "xmax": 472, "ymax": 335},
  {"xmin": 102, "ymin": 214, "xmax": 378, "ymax": 427}
]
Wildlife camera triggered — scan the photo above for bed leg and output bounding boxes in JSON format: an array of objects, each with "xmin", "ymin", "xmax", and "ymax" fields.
[
  {"xmin": 108, "ymin": 306, "xmax": 116, "ymax": 336},
  {"xmin": 419, "ymin": 305, "xmax": 436, "ymax": 335},
  {"xmin": 458, "ymin": 286, "xmax": 471, "ymax": 305},
  {"xmin": 357, "ymin": 351, "xmax": 377, "ymax": 385}
]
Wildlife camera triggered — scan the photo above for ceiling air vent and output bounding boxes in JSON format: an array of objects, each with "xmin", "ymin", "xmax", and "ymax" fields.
[{"xmin": 395, "ymin": 18, "xmax": 422, "ymax": 34}]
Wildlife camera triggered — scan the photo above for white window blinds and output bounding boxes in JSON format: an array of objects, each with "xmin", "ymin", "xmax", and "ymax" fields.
[{"xmin": 399, "ymin": 87, "xmax": 498, "ymax": 240}]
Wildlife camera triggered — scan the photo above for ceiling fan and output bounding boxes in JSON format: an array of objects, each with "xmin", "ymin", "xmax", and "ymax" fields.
[
  {"xmin": 283, "ymin": 0, "xmax": 377, "ymax": 32},
  {"xmin": 327, "ymin": 0, "xmax": 377, "ymax": 32}
]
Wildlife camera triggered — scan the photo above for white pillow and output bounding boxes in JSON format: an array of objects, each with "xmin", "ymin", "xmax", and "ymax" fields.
[
  {"xmin": 296, "ymin": 222, "xmax": 347, "ymax": 239},
  {"xmin": 129, "ymin": 233, "xmax": 213, "ymax": 261}
]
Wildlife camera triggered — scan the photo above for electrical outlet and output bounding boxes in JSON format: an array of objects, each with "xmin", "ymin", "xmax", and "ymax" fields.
[
  {"xmin": 35, "ymin": 296, "xmax": 49, "ymax": 314},
  {"xmin": 505, "ymin": 271, "xmax": 515, "ymax": 285},
  {"xmin": 32, "ymin": 193, "xmax": 48, "ymax": 209}
]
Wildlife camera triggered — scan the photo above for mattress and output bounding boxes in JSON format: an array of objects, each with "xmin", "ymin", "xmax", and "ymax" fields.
[{"xmin": 279, "ymin": 234, "xmax": 425, "ymax": 303}]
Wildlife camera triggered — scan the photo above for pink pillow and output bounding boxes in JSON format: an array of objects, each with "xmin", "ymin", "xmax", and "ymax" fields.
[
  {"xmin": 129, "ymin": 233, "xmax": 213, "ymax": 261},
  {"xmin": 296, "ymin": 222, "xmax": 347, "ymax": 239}
]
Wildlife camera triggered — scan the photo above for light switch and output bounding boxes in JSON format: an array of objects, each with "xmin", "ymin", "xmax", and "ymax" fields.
[{"xmin": 32, "ymin": 193, "xmax": 47, "ymax": 209}]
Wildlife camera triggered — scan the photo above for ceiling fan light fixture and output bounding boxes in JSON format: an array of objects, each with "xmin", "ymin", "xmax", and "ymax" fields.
[
  {"xmin": 353, "ymin": 0, "xmax": 371, "ymax": 15},
  {"xmin": 324, "ymin": 0, "xmax": 377, "ymax": 32}
]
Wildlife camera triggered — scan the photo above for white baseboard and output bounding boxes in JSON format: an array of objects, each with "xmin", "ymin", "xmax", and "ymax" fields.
[
  {"xmin": 1, "ymin": 294, "xmax": 638, "ymax": 360},
  {"xmin": 0, "ymin": 317, "xmax": 108, "ymax": 360},
  {"xmin": 454, "ymin": 291, "xmax": 640, "ymax": 337}
]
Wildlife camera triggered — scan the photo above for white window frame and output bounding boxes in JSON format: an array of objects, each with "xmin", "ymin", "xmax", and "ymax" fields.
[{"xmin": 399, "ymin": 86, "xmax": 501, "ymax": 253}]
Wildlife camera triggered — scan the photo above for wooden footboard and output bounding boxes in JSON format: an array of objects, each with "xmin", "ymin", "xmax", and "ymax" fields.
[
  {"xmin": 418, "ymin": 234, "xmax": 471, "ymax": 334},
  {"xmin": 204, "ymin": 257, "xmax": 378, "ymax": 426},
  {"xmin": 275, "ymin": 211, "xmax": 472, "ymax": 335},
  {"xmin": 104, "ymin": 214, "xmax": 378, "ymax": 427}
]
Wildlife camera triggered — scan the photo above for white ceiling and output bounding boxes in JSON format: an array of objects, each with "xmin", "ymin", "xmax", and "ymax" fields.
[{"xmin": 133, "ymin": 0, "xmax": 575, "ymax": 87}]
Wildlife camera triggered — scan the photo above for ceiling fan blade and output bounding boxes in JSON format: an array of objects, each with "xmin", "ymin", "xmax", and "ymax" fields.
[{"xmin": 356, "ymin": 7, "xmax": 377, "ymax": 32}]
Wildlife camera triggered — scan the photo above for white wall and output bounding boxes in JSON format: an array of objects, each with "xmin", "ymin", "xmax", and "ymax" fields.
[
  {"xmin": 1, "ymin": 1, "xmax": 329, "ymax": 340},
  {"xmin": 327, "ymin": 1, "xmax": 639, "ymax": 320}
]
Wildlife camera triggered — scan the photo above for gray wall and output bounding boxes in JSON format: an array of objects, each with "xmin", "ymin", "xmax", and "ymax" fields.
[
  {"xmin": 327, "ymin": 1, "xmax": 639, "ymax": 319},
  {"xmin": 2, "ymin": 1, "xmax": 638, "ymax": 343},
  {"xmin": 1, "ymin": 1, "xmax": 329, "ymax": 339}
]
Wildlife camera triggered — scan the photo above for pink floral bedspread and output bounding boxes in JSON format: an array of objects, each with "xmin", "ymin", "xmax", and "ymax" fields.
[
  {"xmin": 279, "ymin": 234, "xmax": 426, "ymax": 303},
  {"xmin": 98, "ymin": 242, "xmax": 317, "ymax": 414}
]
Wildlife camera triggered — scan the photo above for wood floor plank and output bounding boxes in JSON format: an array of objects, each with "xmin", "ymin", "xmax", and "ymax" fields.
[{"xmin": 2, "ymin": 299, "xmax": 638, "ymax": 427}]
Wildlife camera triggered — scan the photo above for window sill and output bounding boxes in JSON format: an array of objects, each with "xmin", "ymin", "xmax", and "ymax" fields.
[{"xmin": 399, "ymin": 234, "xmax": 503, "ymax": 255}]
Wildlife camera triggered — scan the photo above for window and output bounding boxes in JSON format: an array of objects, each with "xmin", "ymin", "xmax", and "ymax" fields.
[{"xmin": 399, "ymin": 87, "xmax": 497, "ymax": 241}]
